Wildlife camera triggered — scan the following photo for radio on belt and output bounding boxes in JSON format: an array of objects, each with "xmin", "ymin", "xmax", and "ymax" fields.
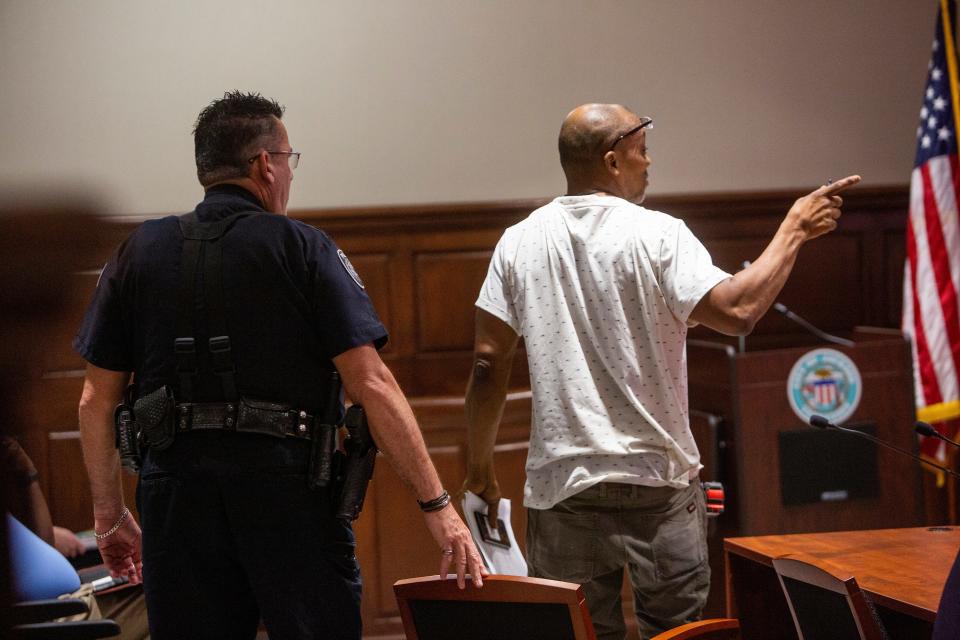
[{"xmin": 702, "ymin": 481, "xmax": 725, "ymax": 517}]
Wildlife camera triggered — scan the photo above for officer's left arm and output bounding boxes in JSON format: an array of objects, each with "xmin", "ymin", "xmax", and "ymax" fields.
[
  {"xmin": 78, "ymin": 362, "xmax": 143, "ymax": 583},
  {"xmin": 334, "ymin": 344, "xmax": 488, "ymax": 588}
]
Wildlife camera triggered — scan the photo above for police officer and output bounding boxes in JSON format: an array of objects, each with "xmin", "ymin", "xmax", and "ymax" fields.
[{"xmin": 76, "ymin": 91, "xmax": 485, "ymax": 640}]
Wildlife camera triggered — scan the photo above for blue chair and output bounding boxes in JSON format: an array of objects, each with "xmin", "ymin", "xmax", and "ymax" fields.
[
  {"xmin": 6, "ymin": 513, "xmax": 119, "ymax": 638},
  {"xmin": 7, "ymin": 513, "xmax": 81, "ymax": 600}
]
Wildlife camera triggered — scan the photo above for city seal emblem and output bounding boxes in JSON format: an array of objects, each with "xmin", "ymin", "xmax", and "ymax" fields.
[{"xmin": 786, "ymin": 348, "xmax": 862, "ymax": 425}]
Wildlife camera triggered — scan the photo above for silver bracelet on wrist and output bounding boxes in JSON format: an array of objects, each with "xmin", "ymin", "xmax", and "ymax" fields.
[{"xmin": 95, "ymin": 507, "xmax": 130, "ymax": 541}]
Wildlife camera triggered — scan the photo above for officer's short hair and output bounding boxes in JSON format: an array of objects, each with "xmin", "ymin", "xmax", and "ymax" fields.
[{"xmin": 193, "ymin": 91, "xmax": 285, "ymax": 186}]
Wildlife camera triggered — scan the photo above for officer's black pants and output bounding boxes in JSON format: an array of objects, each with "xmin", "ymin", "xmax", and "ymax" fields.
[{"xmin": 137, "ymin": 431, "xmax": 361, "ymax": 640}]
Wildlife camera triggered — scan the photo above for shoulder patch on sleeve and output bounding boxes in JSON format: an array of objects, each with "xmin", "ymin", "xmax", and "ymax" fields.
[{"xmin": 337, "ymin": 249, "xmax": 365, "ymax": 289}]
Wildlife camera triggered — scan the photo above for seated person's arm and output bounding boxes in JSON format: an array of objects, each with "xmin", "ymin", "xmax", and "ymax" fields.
[{"xmin": 1, "ymin": 437, "xmax": 54, "ymax": 546}]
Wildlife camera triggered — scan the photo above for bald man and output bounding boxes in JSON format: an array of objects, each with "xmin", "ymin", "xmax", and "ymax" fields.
[{"xmin": 462, "ymin": 103, "xmax": 860, "ymax": 639}]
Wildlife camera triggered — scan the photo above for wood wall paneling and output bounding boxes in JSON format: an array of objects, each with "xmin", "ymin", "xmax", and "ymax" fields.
[{"xmin": 414, "ymin": 251, "xmax": 492, "ymax": 352}]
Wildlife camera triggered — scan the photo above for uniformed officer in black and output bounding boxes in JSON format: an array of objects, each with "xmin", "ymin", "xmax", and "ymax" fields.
[{"xmin": 75, "ymin": 91, "xmax": 486, "ymax": 640}]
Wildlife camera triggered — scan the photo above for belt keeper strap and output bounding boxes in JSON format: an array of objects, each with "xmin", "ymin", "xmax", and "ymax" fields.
[
  {"xmin": 208, "ymin": 335, "xmax": 238, "ymax": 401},
  {"xmin": 208, "ymin": 336, "xmax": 233, "ymax": 371},
  {"xmin": 175, "ymin": 337, "xmax": 198, "ymax": 372},
  {"xmin": 174, "ymin": 337, "xmax": 198, "ymax": 401}
]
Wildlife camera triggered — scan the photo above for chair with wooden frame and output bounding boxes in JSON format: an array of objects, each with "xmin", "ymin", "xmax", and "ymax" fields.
[
  {"xmin": 393, "ymin": 574, "xmax": 596, "ymax": 640},
  {"xmin": 650, "ymin": 618, "xmax": 740, "ymax": 640},
  {"xmin": 772, "ymin": 553, "xmax": 888, "ymax": 640}
]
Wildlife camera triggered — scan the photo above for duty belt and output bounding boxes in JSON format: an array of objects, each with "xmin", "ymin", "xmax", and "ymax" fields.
[{"xmin": 174, "ymin": 399, "xmax": 319, "ymax": 441}]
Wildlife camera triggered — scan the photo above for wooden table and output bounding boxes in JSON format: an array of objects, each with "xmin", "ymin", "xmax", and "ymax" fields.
[{"xmin": 724, "ymin": 527, "xmax": 960, "ymax": 639}]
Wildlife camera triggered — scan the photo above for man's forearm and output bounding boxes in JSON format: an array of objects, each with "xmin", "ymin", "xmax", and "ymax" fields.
[
  {"xmin": 78, "ymin": 368, "xmax": 129, "ymax": 520},
  {"xmin": 79, "ymin": 401, "xmax": 124, "ymax": 518},
  {"xmin": 464, "ymin": 309, "xmax": 520, "ymax": 479},
  {"xmin": 464, "ymin": 357, "xmax": 511, "ymax": 473},
  {"xmin": 691, "ymin": 176, "xmax": 860, "ymax": 335},
  {"xmin": 711, "ymin": 219, "xmax": 806, "ymax": 331},
  {"xmin": 337, "ymin": 352, "xmax": 444, "ymax": 501}
]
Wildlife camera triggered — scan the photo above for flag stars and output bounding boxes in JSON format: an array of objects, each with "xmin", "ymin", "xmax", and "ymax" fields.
[
  {"xmin": 939, "ymin": 126, "xmax": 952, "ymax": 141},
  {"xmin": 929, "ymin": 87, "xmax": 937, "ymax": 100},
  {"xmin": 934, "ymin": 96, "xmax": 949, "ymax": 111},
  {"xmin": 934, "ymin": 39, "xmax": 941, "ymax": 51},
  {"xmin": 932, "ymin": 67, "xmax": 944, "ymax": 82},
  {"xmin": 922, "ymin": 106, "xmax": 930, "ymax": 119},
  {"xmin": 929, "ymin": 115, "xmax": 939, "ymax": 129},
  {"xmin": 923, "ymin": 135, "xmax": 932, "ymax": 148}
]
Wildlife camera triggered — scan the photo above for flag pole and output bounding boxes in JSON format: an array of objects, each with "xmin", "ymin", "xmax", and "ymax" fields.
[
  {"xmin": 941, "ymin": 0, "xmax": 960, "ymax": 138},
  {"xmin": 942, "ymin": 0, "xmax": 960, "ymax": 525}
]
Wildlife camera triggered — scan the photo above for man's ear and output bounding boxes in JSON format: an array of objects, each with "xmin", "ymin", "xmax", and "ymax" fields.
[
  {"xmin": 603, "ymin": 150, "xmax": 619, "ymax": 176},
  {"xmin": 251, "ymin": 151, "xmax": 275, "ymax": 184}
]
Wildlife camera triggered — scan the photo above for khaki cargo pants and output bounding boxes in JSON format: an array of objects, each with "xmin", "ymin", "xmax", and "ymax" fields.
[{"xmin": 526, "ymin": 481, "xmax": 710, "ymax": 640}]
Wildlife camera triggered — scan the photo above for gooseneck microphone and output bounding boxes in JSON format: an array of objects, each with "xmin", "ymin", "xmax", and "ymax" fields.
[
  {"xmin": 809, "ymin": 414, "xmax": 960, "ymax": 479},
  {"xmin": 738, "ymin": 259, "xmax": 854, "ymax": 349},
  {"xmin": 915, "ymin": 420, "xmax": 960, "ymax": 449},
  {"xmin": 773, "ymin": 303, "xmax": 855, "ymax": 348}
]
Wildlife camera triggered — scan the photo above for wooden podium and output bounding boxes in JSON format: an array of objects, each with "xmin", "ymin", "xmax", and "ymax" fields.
[{"xmin": 688, "ymin": 327, "xmax": 924, "ymax": 538}]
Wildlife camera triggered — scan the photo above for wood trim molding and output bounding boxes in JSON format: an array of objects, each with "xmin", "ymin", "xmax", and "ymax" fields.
[{"xmin": 103, "ymin": 184, "xmax": 909, "ymax": 235}]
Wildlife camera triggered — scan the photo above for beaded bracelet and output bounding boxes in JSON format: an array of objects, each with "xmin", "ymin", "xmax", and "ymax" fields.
[
  {"xmin": 94, "ymin": 507, "xmax": 130, "ymax": 541},
  {"xmin": 417, "ymin": 490, "xmax": 451, "ymax": 513}
]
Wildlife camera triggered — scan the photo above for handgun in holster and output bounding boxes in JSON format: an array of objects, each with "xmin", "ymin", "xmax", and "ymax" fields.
[
  {"xmin": 114, "ymin": 385, "xmax": 141, "ymax": 473},
  {"xmin": 335, "ymin": 404, "xmax": 377, "ymax": 521},
  {"xmin": 308, "ymin": 372, "xmax": 342, "ymax": 490},
  {"xmin": 702, "ymin": 481, "xmax": 725, "ymax": 517}
]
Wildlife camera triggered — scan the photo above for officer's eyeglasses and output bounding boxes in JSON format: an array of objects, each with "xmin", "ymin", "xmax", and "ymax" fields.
[
  {"xmin": 248, "ymin": 151, "xmax": 301, "ymax": 170},
  {"xmin": 609, "ymin": 117, "xmax": 653, "ymax": 151}
]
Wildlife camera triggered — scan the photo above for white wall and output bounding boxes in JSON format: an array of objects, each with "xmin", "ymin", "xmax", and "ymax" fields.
[{"xmin": 0, "ymin": 1, "xmax": 934, "ymax": 215}]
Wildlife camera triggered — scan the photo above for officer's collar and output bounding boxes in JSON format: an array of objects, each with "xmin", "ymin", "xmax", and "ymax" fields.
[
  {"xmin": 203, "ymin": 184, "xmax": 266, "ymax": 210},
  {"xmin": 195, "ymin": 185, "xmax": 270, "ymax": 222}
]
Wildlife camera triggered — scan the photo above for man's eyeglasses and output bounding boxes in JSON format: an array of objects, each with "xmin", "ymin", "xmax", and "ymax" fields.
[
  {"xmin": 609, "ymin": 117, "xmax": 653, "ymax": 151},
  {"xmin": 248, "ymin": 151, "xmax": 301, "ymax": 170}
]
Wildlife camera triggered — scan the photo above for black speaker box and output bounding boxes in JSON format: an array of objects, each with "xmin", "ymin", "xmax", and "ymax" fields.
[{"xmin": 778, "ymin": 423, "xmax": 880, "ymax": 506}]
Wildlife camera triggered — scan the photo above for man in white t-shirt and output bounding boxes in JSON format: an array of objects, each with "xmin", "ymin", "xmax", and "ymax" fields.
[{"xmin": 462, "ymin": 102, "xmax": 860, "ymax": 639}]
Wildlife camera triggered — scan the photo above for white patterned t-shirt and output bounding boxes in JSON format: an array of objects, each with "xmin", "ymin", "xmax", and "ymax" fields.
[{"xmin": 477, "ymin": 194, "xmax": 731, "ymax": 509}]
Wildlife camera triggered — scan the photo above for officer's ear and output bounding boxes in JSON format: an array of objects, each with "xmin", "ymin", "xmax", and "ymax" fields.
[{"xmin": 249, "ymin": 151, "xmax": 275, "ymax": 185}]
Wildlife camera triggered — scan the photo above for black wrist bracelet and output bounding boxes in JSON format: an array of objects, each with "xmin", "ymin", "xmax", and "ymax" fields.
[{"xmin": 418, "ymin": 490, "xmax": 451, "ymax": 512}]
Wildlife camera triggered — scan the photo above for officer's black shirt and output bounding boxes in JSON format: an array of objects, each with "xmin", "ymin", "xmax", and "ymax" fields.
[{"xmin": 74, "ymin": 185, "xmax": 387, "ymax": 411}]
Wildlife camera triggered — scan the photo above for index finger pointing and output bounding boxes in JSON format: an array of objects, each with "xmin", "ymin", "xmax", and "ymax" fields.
[{"xmin": 817, "ymin": 174, "xmax": 861, "ymax": 196}]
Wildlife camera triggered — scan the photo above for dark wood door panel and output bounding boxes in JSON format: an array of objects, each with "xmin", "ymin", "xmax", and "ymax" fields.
[{"xmin": 414, "ymin": 251, "xmax": 493, "ymax": 352}]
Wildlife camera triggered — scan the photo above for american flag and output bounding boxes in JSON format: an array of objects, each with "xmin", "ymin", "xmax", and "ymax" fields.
[{"xmin": 902, "ymin": 0, "xmax": 960, "ymax": 462}]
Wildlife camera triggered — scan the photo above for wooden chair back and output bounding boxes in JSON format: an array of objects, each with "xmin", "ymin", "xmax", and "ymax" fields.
[
  {"xmin": 393, "ymin": 574, "xmax": 596, "ymax": 640},
  {"xmin": 650, "ymin": 618, "xmax": 740, "ymax": 639},
  {"xmin": 773, "ymin": 553, "xmax": 886, "ymax": 640}
]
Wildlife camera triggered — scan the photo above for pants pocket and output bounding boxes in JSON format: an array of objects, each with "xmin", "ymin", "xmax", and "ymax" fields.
[
  {"xmin": 527, "ymin": 509, "xmax": 597, "ymax": 584},
  {"xmin": 137, "ymin": 474, "xmax": 180, "ymax": 559},
  {"xmin": 651, "ymin": 489, "xmax": 707, "ymax": 582}
]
